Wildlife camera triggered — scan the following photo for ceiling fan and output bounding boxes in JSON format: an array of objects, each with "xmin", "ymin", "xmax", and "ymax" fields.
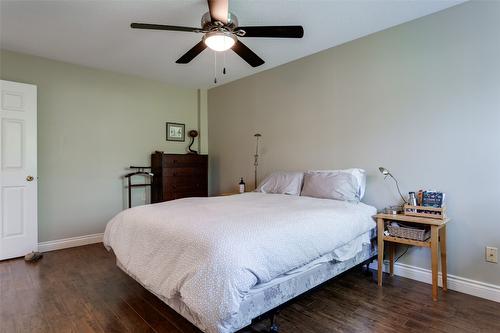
[{"xmin": 130, "ymin": 0, "xmax": 304, "ymax": 68}]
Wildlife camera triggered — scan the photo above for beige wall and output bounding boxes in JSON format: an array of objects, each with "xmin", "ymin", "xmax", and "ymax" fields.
[
  {"xmin": 0, "ymin": 50, "xmax": 207, "ymax": 242},
  {"xmin": 208, "ymin": 1, "xmax": 500, "ymax": 285}
]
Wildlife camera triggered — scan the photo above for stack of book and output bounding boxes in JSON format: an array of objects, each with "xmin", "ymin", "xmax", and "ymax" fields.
[{"xmin": 417, "ymin": 190, "xmax": 445, "ymax": 208}]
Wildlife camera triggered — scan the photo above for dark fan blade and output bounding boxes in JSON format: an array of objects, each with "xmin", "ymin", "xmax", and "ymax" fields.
[
  {"xmin": 231, "ymin": 40, "xmax": 264, "ymax": 67},
  {"xmin": 207, "ymin": 0, "xmax": 228, "ymax": 24},
  {"xmin": 237, "ymin": 26, "xmax": 304, "ymax": 38},
  {"xmin": 131, "ymin": 23, "xmax": 200, "ymax": 32},
  {"xmin": 176, "ymin": 41, "xmax": 207, "ymax": 64}
]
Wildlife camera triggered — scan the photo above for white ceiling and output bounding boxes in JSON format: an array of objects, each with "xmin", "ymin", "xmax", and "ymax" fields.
[{"xmin": 0, "ymin": 0, "xmax": 464, "ymax": 89}]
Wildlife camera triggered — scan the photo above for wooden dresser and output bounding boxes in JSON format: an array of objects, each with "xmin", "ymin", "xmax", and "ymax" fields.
[{"xmin": 151, "ymin": 152, "xmax": 208, "ymax": 203}]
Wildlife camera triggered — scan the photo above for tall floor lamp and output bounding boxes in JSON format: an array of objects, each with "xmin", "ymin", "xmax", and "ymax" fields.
[{"xmin": 254, "ymin": 133, "xmax": 262, "ymax": 189}]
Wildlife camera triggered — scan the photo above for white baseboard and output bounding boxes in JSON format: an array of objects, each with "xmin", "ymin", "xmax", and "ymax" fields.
[
  {"xmin": 38, "ymin": 233, "xmax": 103, "ymax": 252},
  {"xmin": 370, "ymin": 261, "xmax": 500, "ymax": 303}
]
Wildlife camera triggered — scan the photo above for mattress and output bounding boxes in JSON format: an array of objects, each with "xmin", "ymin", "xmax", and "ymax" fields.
[
  {"xmin": 104, "ymin": 193, "xmax": 377, "ymax": 333},
  {"xmin": 116, "ymin": 232, "xmax": 377, "ymax": 332},
  {"xmin": 237, "ymin": 231, "xmax": 377, "ymax": 329},
  {"xmin": 248, "ymin": 228, "xmax": 377, "ymax": 293}
]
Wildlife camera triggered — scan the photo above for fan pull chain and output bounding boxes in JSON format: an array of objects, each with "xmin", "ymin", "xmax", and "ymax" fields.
[
  {"xmin": 214, "ymin": 51, "xmax": 217, "ymax": 84},
  {"xmin": 223, "ymin": 51, "xmax": 226, "ymax": 75}
]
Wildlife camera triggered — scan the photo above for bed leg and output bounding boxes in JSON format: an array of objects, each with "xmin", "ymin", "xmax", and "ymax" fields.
[
  {"xmin": 269, "ymin": 310, "xmax": 280, "ymax": 333},
  {"xmin": 363, "ymin": 259, "xmax": 374, "ymax": 276}
]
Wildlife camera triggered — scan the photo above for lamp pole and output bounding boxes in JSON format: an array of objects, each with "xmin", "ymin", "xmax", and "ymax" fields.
[
  {"xmin": 254, "ymin": 134, "xmax": 261, "ymax": 189},
  {"xmin": 378, "ymin": 167, "xmax": 408, "ymax": 205}
]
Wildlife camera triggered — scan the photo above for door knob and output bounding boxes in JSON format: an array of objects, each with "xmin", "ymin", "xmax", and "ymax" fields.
[{"xmin": 26, "ymin": 175, "xmax": 34, "ymax": 182}]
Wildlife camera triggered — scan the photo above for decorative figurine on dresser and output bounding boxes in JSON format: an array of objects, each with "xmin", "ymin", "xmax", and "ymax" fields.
[
  {"xmin": 187, "ymin": 130, "xmax": 199, "ymax": 154},
  {"xmin": 151, "ymin": 151, "xmax": 208, "ymax": 203}
]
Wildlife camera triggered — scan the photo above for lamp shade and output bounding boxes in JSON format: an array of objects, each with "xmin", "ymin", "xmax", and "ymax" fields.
[{"xmin": 378, "ymin": 167, "xmax": 390, "ymax": 176}]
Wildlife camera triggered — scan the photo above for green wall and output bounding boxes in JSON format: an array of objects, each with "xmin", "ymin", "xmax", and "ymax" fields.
[{"xmin": 0, "ymin": 50, "xmax": 207, "ymax": 242}]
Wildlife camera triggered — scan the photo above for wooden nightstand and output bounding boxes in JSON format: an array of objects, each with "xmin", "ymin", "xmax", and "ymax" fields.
[{"xmin": 374, "ymin": 213, "xmax": 451, "ymax": 301}]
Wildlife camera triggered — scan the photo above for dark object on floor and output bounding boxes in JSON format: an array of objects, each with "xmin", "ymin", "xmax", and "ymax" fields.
[
  {"xmin": 24, "ymin": 251, "xmax": 43, "ymax": 262},
  {"xmin": 269, "ymin": 310, "xmax": 280, "ymax": 333}
]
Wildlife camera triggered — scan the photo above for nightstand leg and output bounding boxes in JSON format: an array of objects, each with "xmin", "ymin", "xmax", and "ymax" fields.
[
  {"xmin": 440, "ymin": 225, "xmax": 448, "ymax": 291},
  {"xmin": 377, "ymin": 218, "xmax": 385, "ymax": 287},
  {"xmin": 389, "ymin": 243, "xmax": 395, "ymax": 277},
  {"xmin": 431, "ymin": 225, "xmax": 439, "ymax": 301}
]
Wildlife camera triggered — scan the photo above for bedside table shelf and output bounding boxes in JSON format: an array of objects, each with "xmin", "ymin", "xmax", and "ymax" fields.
[
  {"xmin": 375, "ymin": 213, "xmax": 450, "ymax": 301},
  {"xmin": 382, "ymin": 235, "xmax": 431, "ymax": 248},
  {"xmin": 375, "ymin": 213, "xmax": 448, "ymax": 225}
]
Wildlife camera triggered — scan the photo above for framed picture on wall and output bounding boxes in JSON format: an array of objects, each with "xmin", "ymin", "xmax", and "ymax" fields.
[{"xmin": 166, "ymin": 122, "xmax": 185, "ymax": 142}]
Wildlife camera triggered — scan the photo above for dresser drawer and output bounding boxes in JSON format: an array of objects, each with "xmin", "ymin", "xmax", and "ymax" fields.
[
  {"xmin": 164, "ymin": 175, "xmax": 206, "ymax": 185},
  {"xmin": 165, "ymin": 191, "xmax": 207, "ymax": 201},
  {"xmin": 163, "ymin": 154, "xmax": 207, "ymax": 167},
  {"xmin": 163, "ymin": 180, "xmax": 207, "ymax": 194},
  {"xmin": 164, "ymin": 167, "xmax": 206, "ymax": 177}
]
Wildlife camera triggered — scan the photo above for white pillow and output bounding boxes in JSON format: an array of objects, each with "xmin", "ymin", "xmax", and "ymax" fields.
[
  {"xmin": 256, "ymin": 171, "xmax": 304, "ymax": 195},
  {"xmin": 308, "ymin": 168, "xmax": 366, "ymax": 199},
  {"xmin": 301, "ymin": 171, "xmax": 360, "ymax": 202}
]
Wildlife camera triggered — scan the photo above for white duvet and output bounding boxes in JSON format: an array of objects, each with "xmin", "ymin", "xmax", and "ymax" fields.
[{"xmin": 104, "ymin": 193, "xmax": 376, "ymax": 333}]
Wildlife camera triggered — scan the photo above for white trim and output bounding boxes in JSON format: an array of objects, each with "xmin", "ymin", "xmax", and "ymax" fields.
[
  {"xmin": 38, "ymin": 233, "xmax": 103, "ymax": 252},
  {"xmin": 370, "ymin": 261, "xmax": 500, "ymax": 303}
]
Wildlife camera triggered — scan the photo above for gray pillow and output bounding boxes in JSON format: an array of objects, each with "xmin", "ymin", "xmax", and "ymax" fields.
[
  {"xmin": 301, "ymin": 171, "xmax": 360, "ymax": 202},
  {"xmin": 309, "ymin": 168, "xmax": 366, "ymax": 199},
  {"xmin": 255, "ymin": 171, "xmax": 304, "ymax": 196}
]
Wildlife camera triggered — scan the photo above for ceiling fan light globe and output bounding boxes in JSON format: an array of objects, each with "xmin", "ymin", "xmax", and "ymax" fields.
[{"xmin": 203, "ymin": 32, "xmax": 236, "ymax": 51}]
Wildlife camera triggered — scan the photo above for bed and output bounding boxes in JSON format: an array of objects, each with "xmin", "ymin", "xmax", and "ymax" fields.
[{"xmin": 104, "ymin": 192, "xmax": 377, "ymax": 333}]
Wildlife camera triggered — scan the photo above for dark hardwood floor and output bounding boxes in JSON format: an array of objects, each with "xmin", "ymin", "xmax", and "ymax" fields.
[{"xmin": 1, "ymin": 244, "xmax": 499, "ymax": 333}]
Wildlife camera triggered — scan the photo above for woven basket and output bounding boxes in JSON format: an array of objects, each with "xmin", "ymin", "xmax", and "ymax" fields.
[{"xmin": 387, "ymin": 225, "xmax": 430, "ymax": 241}]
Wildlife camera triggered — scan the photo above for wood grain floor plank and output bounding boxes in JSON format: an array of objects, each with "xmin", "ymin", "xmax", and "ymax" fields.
[{"xmin": 1, "ymin": 243, "xmax": 499, "ymax": 333}]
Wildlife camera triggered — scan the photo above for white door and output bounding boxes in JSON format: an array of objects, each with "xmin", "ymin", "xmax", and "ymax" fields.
[{"xmin": 0, "ymin": 80, "xmax": 37, "ymax": 260}]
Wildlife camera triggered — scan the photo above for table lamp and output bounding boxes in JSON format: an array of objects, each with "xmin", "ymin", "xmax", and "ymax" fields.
[{"xmin": 378, "ymin": 166, "xmax": 408, "ymax": 204}]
